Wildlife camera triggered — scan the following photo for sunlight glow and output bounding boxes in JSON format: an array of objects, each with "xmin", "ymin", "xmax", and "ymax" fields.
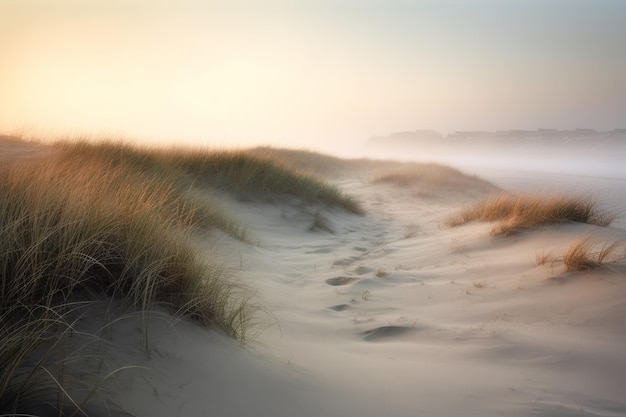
[{"xmin": 1, "ymin": 0, "xmax": 624, "ymax": 149}]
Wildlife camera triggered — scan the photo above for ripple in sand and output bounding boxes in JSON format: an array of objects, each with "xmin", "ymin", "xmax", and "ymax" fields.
[
  {"xmin": 325, "ymin": 276, "xmax": 359, "ymax": 286},
  {"xmin": 361, "ymin": 326, "xmax": 417, "ymax": 342}
]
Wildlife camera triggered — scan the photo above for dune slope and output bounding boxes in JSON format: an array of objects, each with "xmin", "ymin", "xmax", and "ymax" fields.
[
  {"xmin": 2, "ymin": 137, "xmax": 625, "ymax": 417},
  {"xmin": 109, "ymin": 153, "xmax": 626, "ymax": 417}
]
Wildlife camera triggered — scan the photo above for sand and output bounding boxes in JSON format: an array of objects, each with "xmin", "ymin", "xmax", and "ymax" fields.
[
  {"xmin": 105, "ymin": 166, "xmax": 626, "ymax": 417},
  {"xmin": 4, "ymin": 138, "xmax": 626, "ymax": 416}
]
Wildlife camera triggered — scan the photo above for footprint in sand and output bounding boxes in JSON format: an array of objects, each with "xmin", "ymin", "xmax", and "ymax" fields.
[
  {"xmin": 353, "ymin": 266, "xmax": 374, "ymax": 275},
  {"xmin": 327, "ymin": 304, "xmax": 353, "ymax": 311},
  {"xmin": 361, "ymin": 326, "xmax": 417, "ymax": 342},
  {"xmin": 307, "ymin": 247, "xmax": 333, "ymax": 254},
  {"xmin": 325, "ymin": 276, "xmax": 359, "ymax": 286},
  {"xmin": 333, "ymin": 256, "xmax": 360, "ymax": 267}
]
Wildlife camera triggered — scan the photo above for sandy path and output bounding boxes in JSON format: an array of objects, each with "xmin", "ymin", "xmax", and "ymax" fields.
[{"xmin": 145, "ymin": 174, "xmax": 625, "ymax": 417}]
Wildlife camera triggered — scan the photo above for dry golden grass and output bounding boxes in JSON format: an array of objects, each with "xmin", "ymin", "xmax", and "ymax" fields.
[
  {"xmin": 535, "ymin": 250, "xmax": 554, "ymax": 266},
  {"xmin": 53, "ymin": 140, "xmax": 363, "ymax": 214},
  {"xmin": 0, "ymin": 156, "xmax": 253, "ymax": 413},
  {"xmin": 562, "ymin": 237, "xmax": 622, "ymax": 272},
  {"xmin": 447, "ymin": 193, "xmax": 613, "ymax": 235},
  {"xmin": 0, "ymin": 138, "xmax": 366, "ymax": 414}
]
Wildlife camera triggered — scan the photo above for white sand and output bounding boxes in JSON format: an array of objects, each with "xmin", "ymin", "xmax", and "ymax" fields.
[{"xmin": 99, "ymin": 167, "xmax": 626, "ymax": 417}]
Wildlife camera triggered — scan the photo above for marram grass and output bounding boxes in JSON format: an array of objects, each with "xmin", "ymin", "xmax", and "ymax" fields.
[
  {"xmin": 52, "ymin": 140, "xmax": 363, "ymax": 214},
  {"xmin": 1, "ymin": 138, "xmax": 362, "ymax": 415},
  {"xmin": 534, "ymin": 237, "xmax": 623, "ymax": 273},
  {"xmin": 447, "ymin": 192, "xmax": 613, "ymax": 235},
  {"xmin": 562, "ymin": 237, "xmax": 622, "ymax": 272},
  {"xmin": 0, "ymin": 155, "xmax": 251, "ymax": 414}
]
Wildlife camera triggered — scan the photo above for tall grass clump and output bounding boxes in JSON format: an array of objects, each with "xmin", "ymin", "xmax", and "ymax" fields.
[
  {"xmin": 562, "ymin": 237, "xmax": 622, "ymax": 272},
  {"xmin": 446, "ymin": 192, "xmax": 613, "ymax": 235},
  {"xmin": 1, "ymin": 138, "xmax": 363, "ymax": 414},
  {"xmin": 0, "ymin": 153, "xmax": 252, "ymax": 414}
]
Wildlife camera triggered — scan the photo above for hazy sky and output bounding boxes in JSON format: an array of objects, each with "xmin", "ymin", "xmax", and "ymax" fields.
[{"xmin": 1, "ymin": 0, "xmax": 625, "ymax": 150}]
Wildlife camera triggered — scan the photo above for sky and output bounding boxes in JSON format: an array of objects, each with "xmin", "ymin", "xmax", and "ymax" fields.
[{"xmin": 1, "ymin": 0, "xmax": 625, "ymax": 150}]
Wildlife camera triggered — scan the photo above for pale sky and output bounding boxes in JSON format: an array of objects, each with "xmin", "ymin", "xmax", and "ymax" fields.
[{"xmin": 1, "ymin": 0, "xmax": 624, "ymax": 150}]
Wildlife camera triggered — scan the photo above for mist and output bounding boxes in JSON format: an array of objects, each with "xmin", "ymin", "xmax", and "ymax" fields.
[
  {"xmin": 2, "ymin": 1, "xmax": 625, "ymax": 220},
  {"xmin": 3, "ymin": 3, "xmax": 626, "ymax": 416}
]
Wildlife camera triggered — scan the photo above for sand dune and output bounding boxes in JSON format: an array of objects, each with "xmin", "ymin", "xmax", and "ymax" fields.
[
  {"xmin": 110, "ymin": 163, "xmax": 626, "ymax": 416},
  {"xmin": 2, "ymin": 138, "xmax": 625, "ymax": 417}
]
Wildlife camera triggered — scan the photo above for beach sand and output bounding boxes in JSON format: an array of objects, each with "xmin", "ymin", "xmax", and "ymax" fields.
[{"xmin": 106, "ymin": 161, "xmax": 626, "ymax": 417}]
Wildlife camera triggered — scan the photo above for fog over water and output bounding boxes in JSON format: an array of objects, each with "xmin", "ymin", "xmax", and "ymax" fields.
[{"xmin": 357, "ymin": 130, "xmax": 626, "ymax": 229}]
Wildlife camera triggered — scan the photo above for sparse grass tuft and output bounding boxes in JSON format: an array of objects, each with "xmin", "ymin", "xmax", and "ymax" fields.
[
  {"xmin": 535, "ymin": 250, "xmax": 554, "ymax": 266},
  {"xmin": 562, "ymin": 237, "xmax": 622, "ymax": 272},
  {"xmin": 447, "ymin": 193, "xmax": 613, "ymax": 235}
]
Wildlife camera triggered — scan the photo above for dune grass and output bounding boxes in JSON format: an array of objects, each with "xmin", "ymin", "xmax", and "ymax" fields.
[
  {"xmin": 53, "ymin": 140, "xmax": 363, "ymax": 214},
  {"xmin": 1, "ymin": 139, "xmax": 364, "ymax": 414},
  {"xmin": 562, "ymin": 237, "xmax": 622, "ymax": 272},
  {"xmin": 0, "ymin": 154, "xmax": 252, "ymax": 414},
  {"xmin": 447, "ymin": 193, "xmax": 613, "ymax": 235},
  {"xmin": 535, "ymin": 237, "xmax": 622, "ymax": 272},
  {"xmin": 535, "ymin": 250, "xmax": 553, "ymax": 266}
]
